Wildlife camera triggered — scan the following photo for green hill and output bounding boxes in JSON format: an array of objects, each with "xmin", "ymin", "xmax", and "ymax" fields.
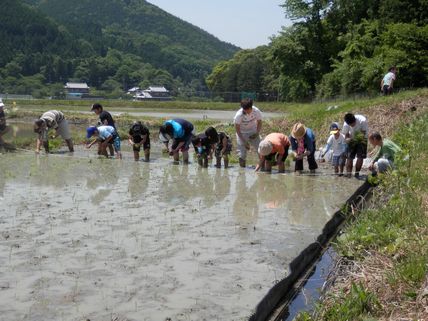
[{"xmin": 0, "ymin": 0, "xmax": 239, "ymax": 97}]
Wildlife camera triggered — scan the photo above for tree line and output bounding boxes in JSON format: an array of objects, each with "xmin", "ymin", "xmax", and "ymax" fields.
[
  {"xmin": 206, "ymin": 0, "xmax": 428, "ymax": 101},
  {"xmin": 0, "ymin": 0, "xmax": 238, "ymax": 98}
]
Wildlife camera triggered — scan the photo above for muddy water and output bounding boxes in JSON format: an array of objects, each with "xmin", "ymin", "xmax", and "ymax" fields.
[{"xmin": 0, "ymin": 148, "xmax": 360, "ymax": 321}]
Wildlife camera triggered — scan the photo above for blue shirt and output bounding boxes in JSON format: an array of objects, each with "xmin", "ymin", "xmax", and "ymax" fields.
[
  {"xmin": 165, "ymin": 119, "xmax": 194, "ymax": 141},
  {"xmin": 98, "ymin": 125, "xmax": 117, "ymax": 141},
  {"xmin": 290, "ymin": 128, "xmax": 316, "ymax": 153}
]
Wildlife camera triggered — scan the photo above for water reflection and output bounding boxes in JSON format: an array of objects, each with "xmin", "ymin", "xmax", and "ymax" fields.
[
  {"xmin": 233, "ymin": 172, "xmax": 259, "ymax": 227},
  {"xmin": 127, "ymin": 162, "xmax": 150, "ymax": 199},
  {"xmin": 85, "ymin": 160, "xmax": 120, "ymax": 205}
]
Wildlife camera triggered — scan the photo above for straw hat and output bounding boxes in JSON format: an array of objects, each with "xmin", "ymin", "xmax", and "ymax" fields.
[
  {"xmin": 291, "ymin": 123, "xmax": 306, "ymax": 139},
  {"xmin": 258, "ymin": 139, "xmax": 273, "ymax": 156}
]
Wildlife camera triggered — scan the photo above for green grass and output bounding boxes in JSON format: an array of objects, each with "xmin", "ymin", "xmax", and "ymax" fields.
[{"xmin": 295, "ymin": 111, "xmax": 428, "ymax": 320}]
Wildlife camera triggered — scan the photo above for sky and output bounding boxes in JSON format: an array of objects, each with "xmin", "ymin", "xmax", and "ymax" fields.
[{"xmin": 147, "ymin": 0, "xmax": 292, "ymax": 49}]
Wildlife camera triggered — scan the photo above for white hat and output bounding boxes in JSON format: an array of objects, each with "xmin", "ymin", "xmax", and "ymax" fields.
[{"xmin": 258, "ymin": 139, "xmax": 273, "ymax": 156}]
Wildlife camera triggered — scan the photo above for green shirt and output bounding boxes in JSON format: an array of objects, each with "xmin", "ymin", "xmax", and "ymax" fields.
[{"xmin": 374, "ymin": 139, "xmax": 401, "ymax": 162}]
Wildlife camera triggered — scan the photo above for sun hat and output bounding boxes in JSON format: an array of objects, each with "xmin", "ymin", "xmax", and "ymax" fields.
[
  {"xmin": 86, "ymin": 126, "xmax": 98, "ymax": 138},
  {"xmin": 258, "ymin": 139, "xmax": 273, "ymax": 156},
  {"xmin": 330, "ymin": 122, "xmax": 340, "ymax": 134},
  {"xmin": 291, "ymin": 123, "xmax": 306, "ymax": 139}
]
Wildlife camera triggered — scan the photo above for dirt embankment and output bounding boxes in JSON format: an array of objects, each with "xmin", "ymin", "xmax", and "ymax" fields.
[{"xmin": 264, "ymin": 94, "xmax": 428, "ymax": 144}]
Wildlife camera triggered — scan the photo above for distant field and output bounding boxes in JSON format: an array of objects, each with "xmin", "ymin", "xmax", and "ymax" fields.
[{"xmin": 3, "ymin": 89, "xmax": 426, "ymax": 114}]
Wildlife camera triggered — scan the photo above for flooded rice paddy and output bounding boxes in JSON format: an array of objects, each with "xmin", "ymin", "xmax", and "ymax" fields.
[{"xmin": 0, "ymin": 145, "xmax": 360, "ymax": 321}]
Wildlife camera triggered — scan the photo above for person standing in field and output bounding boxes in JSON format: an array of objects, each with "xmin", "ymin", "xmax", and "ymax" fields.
[
  {"xmin": 289, "ymin": 123, "xmax": 318, "ymax": 174},
  {"xmin": 234, "ymin": 98, "xmax": 262, "ymax": 168},
  {"xmin": 86, "ymin": 125, "xmax": 122, "ymax": 159},
  {"xmin": 342, "ymin": 113, "xmax": 368, "ymax": 178},
  {"xmin": 321, "ymin": 122, "xmax": 347, "ymax": 176},
  {"xmin": 128, "ymin": 121, "xmax": 150, "ymax": 162},
  {"xmin": 91, "ymin": 103, "xmax": 116, "ymax": 156},
  {"xmin": 381, "ymin": 66, "xmax": 397, "ymax": 96},
  {"xmin": 0, "ymin": 99, "xmax": 10, "ymax": 147},
  {"xmin": 159, "ymin": 118, "xmax": 194, "ymax": 164},
  {"xmin": 34, "ymin": 110, "xmax": 74, "ymax": 154}
]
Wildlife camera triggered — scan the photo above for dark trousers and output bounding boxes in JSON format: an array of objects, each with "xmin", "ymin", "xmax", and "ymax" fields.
[{"xmin": 295, "ymin": 142, "xmax": 318, "ymax": 171}]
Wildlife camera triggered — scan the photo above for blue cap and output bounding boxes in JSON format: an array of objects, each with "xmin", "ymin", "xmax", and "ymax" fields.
[{"xmin": 86, "ymin": 126, "xmax": 98, "ymax": 138}]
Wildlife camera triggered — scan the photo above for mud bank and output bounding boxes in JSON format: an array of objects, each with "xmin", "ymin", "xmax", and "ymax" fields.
[{"xmin": 0, "ymin": 147, "xmax": 360, "ymax": 321}]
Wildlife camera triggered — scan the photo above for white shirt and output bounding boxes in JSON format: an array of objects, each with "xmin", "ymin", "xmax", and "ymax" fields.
[
  {"xmin": 383, "ymin": 72, "xmax": 396, "ymax": 86},
  {"xmin": 233, "ymin": 106, "xmax": 262, "ymax": 134},
  {"xmin": 326, "ymin": 133, "xmax": 346, "ymax": 156},
  {"xmin": 342, "ymin": 115, "xmax": 368, "ymax": 139}
]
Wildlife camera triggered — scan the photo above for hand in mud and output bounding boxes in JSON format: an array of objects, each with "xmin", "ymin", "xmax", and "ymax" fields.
[
  {"xmin": 249, "ymin": 133, "xmax": 258, "ymax": 140},
  {"xmin": 162, "ymin": 148, "xmax": 169, "ymax": 154},
  {"xmin": 169, "ymin": 150, "xmax": 175, "ymax": 156}
]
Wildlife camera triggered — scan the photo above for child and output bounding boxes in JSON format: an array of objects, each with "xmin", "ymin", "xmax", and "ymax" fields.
[
  {"xmin": 128, "ymin": 121, "xmax": 150, "ymax": 161},
  {"xmin": 91, "ymin": 103, "xmax": 116, "ymax": 156},
  {"xmin": 86, "ymin": 125, "xmax": 122, "ymax": 159},
  {"xmin": 213, "ymin": 130, "xmax": 232, "ymax": 168},
  {"xmin": 159, "ymin": 118, "xmax": 194, "ymax": 164},
  {"xmin": 34, "ymin": 110, "xmax": 74, "ymax": 153},
  {"xmin": 192, "ymin": 127, "xmax": 219, "ymax": 168},
  {"xmin": 321, "ymin": 122, "xmax": 347, "ymax": 175},
  {"xmin": 289, "ymin": 123, "xmax": 318, "ymax": 173},
  {"xmin": 256, "ymin": 133, "xmax": 290, "ymax": 173},
  {"xmin": 368, "ymin": 131, "xmax": 401, "ymax": 173},
  {"xmin": 192, "ymin": 133, "xmax": 213, "ymax": 168}
]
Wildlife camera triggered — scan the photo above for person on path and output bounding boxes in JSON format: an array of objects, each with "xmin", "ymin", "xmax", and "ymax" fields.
[
  {"xmin": 368, "ymin": 131, "xmax": 401, "ymax": 173},
  {"xmin": 159, "ymin": 118, "xmax": 194, "ymax": 164},
  {"xmin": 381, "ymin": 66, "xmax": 397, "ymax": 96},
  {"xmin": 342, "ymin": 113, "xmax": 368, "ymax": 178},
  {"xmin": 256, "ymin": 133, "xmax": 290, "ymax": 173},
  {"xmin": 128, "ymin": 121, "xmax": 150, "ymax": 161},
  {"xmin": 234, "ymin": 98, "xmax": 262, "ymax": 168},
  {"xmin": 321, "ymin": 122, "xmax": 347, "ymax": 175},
  {"xmin": 91, "ymin": 103, "xmax": 116, "ymax": 156},
  {"xmin": 289, "ymin": 123, "xmax": 318, "ymax": 174},
  {"xmin": 86, "ymin": 125, "xmax": 122, "ymax": 159},
  {"xmin": 34, "ymin": 110, "xmax": 74, "ymax": 153}
]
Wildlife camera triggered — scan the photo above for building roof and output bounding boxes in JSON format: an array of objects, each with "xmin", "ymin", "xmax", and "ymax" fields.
[
  {"xmin": 147, "ymin": 86, "xmax": 169, "ymax": 93},
  {"xmin": 64, "ymin": 82, "xmax": 89, "ymax": 89}
]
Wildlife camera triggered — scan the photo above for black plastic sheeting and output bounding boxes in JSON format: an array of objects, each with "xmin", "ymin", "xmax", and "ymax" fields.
[{"xmin": 248, "ymin": 180, "xmax": 373, "ymax": 321}]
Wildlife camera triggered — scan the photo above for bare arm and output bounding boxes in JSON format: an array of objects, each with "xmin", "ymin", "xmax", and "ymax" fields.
[
  {"xmin": 255, "ymin": 156, "xmax": 265, "ymax": 172},
  {"xmin": 256, "ymin": 120, "xmax": 262, "ymax": 134},
  {"xmin": 235, "ymin": 124, "xmax": 245, "ymax": 142}
]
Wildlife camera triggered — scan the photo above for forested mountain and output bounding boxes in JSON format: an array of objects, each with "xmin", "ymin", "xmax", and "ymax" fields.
[
  {"xmin": 0, "ymin": 0, "xmax": 239, "ymax": 98},
  {"xmin": 207, "ymin": 0, "xmax": 428, "ymax": 101}
]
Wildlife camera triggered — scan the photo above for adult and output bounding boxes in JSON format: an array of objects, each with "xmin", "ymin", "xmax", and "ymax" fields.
[
  {"xmin": 256, "ymin": 133, "xmax": 290, "ymax": 173},
  {"xmin": 0, "ymin": 99, "xmax": 9, "ymax": 146},
  {"xmin": 289, "ymin": 123, "xmax": 318, "ymax": 173},
  {"xmin": 159, "ymin": 118, "xmax": 194, "ymax": 164},
  {"xmin": 91, "ymin": 103, "xmax": 116, "ymax": 156},
  {"xmin": 381, "ymin": 66, "xmax": 397, "ymax": 96},
  {"xmin": 234, "ymin": 98, "xmax": 262, "ymax": 168},
  {"xmin": 368, "ymin": 131, "xmax": 401, "ymax": 173},
  {"xmin": 342, "ymin": 113, "xmax": 368, "ymax": 178},
  {"xmin": 34, "ymin": 110, "xmax": 74, "ymax": 153}
]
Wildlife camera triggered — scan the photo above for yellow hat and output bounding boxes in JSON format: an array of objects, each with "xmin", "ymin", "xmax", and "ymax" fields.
[{"xmin": 291, "ymin": 123, "xmax": 306, "ymax": 139}]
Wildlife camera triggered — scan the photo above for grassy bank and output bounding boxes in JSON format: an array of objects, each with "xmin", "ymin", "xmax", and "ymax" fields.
[{"xmin": 296, "ymin": 112, "xmax": 428, "ymax": 320}]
